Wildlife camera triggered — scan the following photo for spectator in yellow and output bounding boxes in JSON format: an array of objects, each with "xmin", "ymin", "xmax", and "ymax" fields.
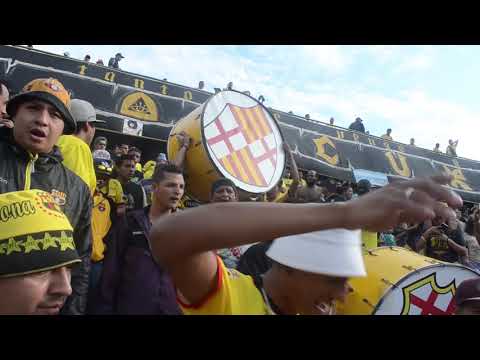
[
  {"xmin": 381, "ymin": 128, "xmax": 393, "ymax": 141},
  {"xmin": 94, "ymin": 158, "xmax": 126, "ymax": 216},
  {"xmin": 143, "ymin": 160, "xmax": 156, "ymax": 180},
  {"xmin": 57, "ymin": 99, "xmax": 106, "ymax": 196},
  {"xmin": 149, "ymin": 175, "xmax": 462, "ymax": 315},
  {"xmin": 87, "ymin": 161, "xmax": 117, "ymax": 312},
  {"xmin": 266, "ymin": 143, "xmax": 300, "ymax": 203}
]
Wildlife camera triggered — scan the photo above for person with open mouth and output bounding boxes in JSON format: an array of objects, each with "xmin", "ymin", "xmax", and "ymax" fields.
[
  {"xmin": 150, "ymin": 174, "xmax": 463, "ymax": 315},
  {"xmin": 90, "ymin": 163, "xmax": 186, "ymax": 315}
]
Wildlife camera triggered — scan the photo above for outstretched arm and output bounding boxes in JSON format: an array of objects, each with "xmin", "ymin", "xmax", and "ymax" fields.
[
  {"xmin": 170, "ymin": 131, "xmax": 191, "ymax": 170},
  {"xmin": 283, "ymin": 142, "xmax": 300, "ymax": 197},
  {"xmin": 150, "ymin": 175, "xmax": 462, "ymax": 306}
]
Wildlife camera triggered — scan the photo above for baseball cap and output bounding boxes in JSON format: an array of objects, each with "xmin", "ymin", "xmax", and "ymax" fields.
[
  {"xmin": 116, "ymin": 53, "xmax": 125, "ymax": 58},
  {"xmin": 92, "ymin": 149, "xmax": 111, "ymax": 161},
  {"xmin": 0, "ymin": 189, "xmax": 80, "ymax": 278},
  {"xmin": 7, "ymin": 78, "xmax": 76, "ymax": 135},
  {"xmin": 455, "ymin": 278, "xmax": 480, "ymax": 306},
  {"xmin": 70, "ymin": 99, "xmax": 106, "ymax": 125},
  {"xmin": 266, "ymin": 229, "xmax": 366, "ymax": 278},
  {"xmin": 94, "ymin": 161, "xmax": 113, "ymax": 177},
  {"xmin": 157, "ymin": 153, "xmax": 167, "ymax": 162}
]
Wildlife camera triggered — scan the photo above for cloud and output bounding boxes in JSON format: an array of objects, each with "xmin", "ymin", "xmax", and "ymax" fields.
[
  {"xmin": 301, "ymin": 45, "xmax": 351, "ymax": 75},
  {"xmin": 395, "ymin": 53, "xmax": 432, "ymax": 73}
]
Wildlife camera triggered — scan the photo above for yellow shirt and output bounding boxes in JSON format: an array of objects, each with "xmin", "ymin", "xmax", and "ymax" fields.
[
  {"xmin": 91, "ymin": 191, "xmax": 112, "ymax": 262},
  {"xmin": 143, "ymin": 160, "xmax": 156, "ymax": 180},
  {"xmin": 57, "ymin": 135, "xmax": 96, "ymax": 196},
  {"xmin": 179, "ymin": 256, "xmax": 271, "ymax": 315},
  {"xmin": 381, "ymin": 134, "xmax": 393, "ymax": 141},
  {"xmin": 362, "ymin": 230, "xmax": 378, "ymax": 250},
  {"xmin": 284, "ymin": 178, "xmax": 306, "ymax": 187},
  {"xmin": 100, "ymin": 178, "xmax": 125, "ymax": 204},
  {"xmin": 265, "ymin": 190, "xmax": 289, "ymax": 203},
  {"xmin": 135, "ymin": 163, "xmax": 143, "ymax": 172}
]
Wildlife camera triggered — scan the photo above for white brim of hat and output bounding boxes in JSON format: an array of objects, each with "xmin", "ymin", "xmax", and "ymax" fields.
[
  {"xmin": 459, "ymin": 297, "xmax": 480, "ymax": 304},
  {"xmin": 266, "ymin": 229, "xmax": 366, "ymax": 278}
]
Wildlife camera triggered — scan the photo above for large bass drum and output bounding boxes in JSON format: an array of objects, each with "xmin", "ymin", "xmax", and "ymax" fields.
[
  {"xmin": 336, "ymin": 247, "xmax": 480, "ymax": 315},
  {"xmin": 168, "ymin": 90, "xmax": 285, "ymax": 203}
]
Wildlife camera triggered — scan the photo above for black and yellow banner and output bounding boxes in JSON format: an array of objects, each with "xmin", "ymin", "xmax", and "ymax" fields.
[{"xmin": 1, "ymin": 46, "xmax": 479, "ymax": 202}]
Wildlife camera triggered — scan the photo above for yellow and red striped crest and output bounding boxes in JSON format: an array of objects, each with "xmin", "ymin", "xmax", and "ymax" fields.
[{"xmin": 203, "ymin": 91, "xmax": 285, "ymax": 194}]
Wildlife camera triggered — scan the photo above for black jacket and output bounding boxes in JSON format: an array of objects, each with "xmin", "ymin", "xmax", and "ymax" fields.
[
  {"xmin": 108, "ymin": 58, "xmax": 120, "ymax": 69},
  {"xmin": 0, "ymin": 128, "xmax": 92, "ymax": 315},
  {"xmin": 348, "ymin": 121, "xmax": 365, "ymax": 133}
]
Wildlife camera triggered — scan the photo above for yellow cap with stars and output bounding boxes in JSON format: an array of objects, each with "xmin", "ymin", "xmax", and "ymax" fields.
[{"xmin": 0, "ymin": 189, "xmax": 80, "ymax": 278}]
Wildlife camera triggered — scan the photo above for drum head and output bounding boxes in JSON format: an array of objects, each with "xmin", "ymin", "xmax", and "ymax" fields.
[
  {"xmin": 201, "ymin": 90, "xmax": 285, "ymax": 194},
  {"xmin": 374, "ymin": 264, "xmax": 480, "ymax": 315}
]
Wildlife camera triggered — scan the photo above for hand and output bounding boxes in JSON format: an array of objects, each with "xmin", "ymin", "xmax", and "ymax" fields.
[
  {"xmin": 343, "ymin": 175, "xmax": 463, "ymax": 232},
  {"xmin": 0, "ymin": 117, "xmax": 14, "ymax": 129},
  {"xmin": 177, "ymin": 131, "xmax": 192, "ymax": 149}
]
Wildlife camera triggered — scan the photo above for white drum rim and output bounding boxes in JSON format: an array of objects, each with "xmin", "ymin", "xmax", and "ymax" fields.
[
  {"xmin": 200, "ymin": 90, "xmax": 286, "ymax": 194},
  {"xmin": 372, "ymin": 263, "xmax": 480, "ymax": 314}
]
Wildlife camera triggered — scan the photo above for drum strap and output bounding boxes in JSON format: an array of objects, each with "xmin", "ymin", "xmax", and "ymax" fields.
[{"xmin": 252, "ymin": 274, "xmax": 285, "ymax": 315}]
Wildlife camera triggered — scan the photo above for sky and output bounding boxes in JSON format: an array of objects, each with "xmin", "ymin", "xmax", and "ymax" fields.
[{"xmin": 35, "ymin": 45, "xmax": 479, "ymax": 161}]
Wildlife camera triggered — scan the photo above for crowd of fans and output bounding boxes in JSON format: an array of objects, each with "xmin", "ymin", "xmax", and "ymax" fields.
[
  {"xmin": 0, "ymin": 75, "xmax": 479, "ymax": 316},
  {"xmin": 347, "ymin": 117, "xmax": 460, "ymax": 156}
]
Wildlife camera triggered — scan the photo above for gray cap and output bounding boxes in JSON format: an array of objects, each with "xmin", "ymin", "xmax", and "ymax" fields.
[{"xmin": 70, "ymin": 99, "xmax": 106, "ymax": 124}]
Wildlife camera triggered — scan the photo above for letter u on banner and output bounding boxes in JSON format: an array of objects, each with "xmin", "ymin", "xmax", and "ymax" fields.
[
  {"xmin": 104, "ymin": 72, "xmax": 115, "ymax": 82},
  {"xmin": 442, "ymin": 166, "xmax": 473, "ymax": 191},
  {"xmin": 385, "ymin": 151, "xmax": 411, "ymax": 177}
]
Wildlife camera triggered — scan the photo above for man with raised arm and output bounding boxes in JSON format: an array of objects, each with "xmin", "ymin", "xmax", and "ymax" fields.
[{"xmin": 150, "ymin": 175, "xmax": 462, "ymax": 315}]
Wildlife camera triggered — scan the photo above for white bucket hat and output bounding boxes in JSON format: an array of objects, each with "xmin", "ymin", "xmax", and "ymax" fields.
[{"xmin": 266, "ymin": 229, "xmax": 366, "ymax": 278}]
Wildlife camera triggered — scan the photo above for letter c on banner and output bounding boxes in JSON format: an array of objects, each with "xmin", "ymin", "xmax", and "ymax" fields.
[
  {"xmin": 385, "ymin": 151, "xmax": 411, "ymax": 177},
  {"xmin": 313, "ymin": 136, "xmax": 339, "ymax": 165}
]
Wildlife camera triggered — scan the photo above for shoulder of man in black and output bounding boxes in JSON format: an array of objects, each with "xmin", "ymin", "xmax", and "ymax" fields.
[
  {"xmin": 0, "ymin": 130, "xmax": 92, "ymax": 315},
  {"xmin": 124, "ymin": 181, "xmax": 146, "ymax": 209}
]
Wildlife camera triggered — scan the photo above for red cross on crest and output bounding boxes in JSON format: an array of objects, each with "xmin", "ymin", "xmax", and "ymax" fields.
[
  {"xmin": 402, "ymin": 273, "xmax": 457, "ymax": 315},
  {"xmin": 205, "ymin": 103, "xmax": 278, "ymax": 187}
]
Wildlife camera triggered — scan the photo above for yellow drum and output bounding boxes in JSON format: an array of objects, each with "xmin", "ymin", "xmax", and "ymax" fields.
[
  {"xmin": 168, "ymin": 90, "xmax": 286, "ymax": 202},
  {"xmin": 337, "ymin": 247, "xmax": 480, "ymax": 315}
]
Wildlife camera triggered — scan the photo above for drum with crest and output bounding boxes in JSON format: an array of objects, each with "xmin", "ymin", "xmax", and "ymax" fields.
[
  {"xmin": 336, "ymin": 247, "xmax": 480, "ymax": 315},
  {"xmin": 168, "ymin": 90, "xmax": 286, "ymax": 202}
]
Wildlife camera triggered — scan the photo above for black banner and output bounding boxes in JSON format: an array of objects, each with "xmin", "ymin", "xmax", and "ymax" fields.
[{"xmin": 1, "ymin": 46, "xmax": 479, "ymax": 202}]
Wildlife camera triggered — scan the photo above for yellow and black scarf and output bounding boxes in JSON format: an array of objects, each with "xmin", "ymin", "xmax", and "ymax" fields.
[{"xmin": 0, "ymin": 189, "xmax": 80, "ymax": 278}]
